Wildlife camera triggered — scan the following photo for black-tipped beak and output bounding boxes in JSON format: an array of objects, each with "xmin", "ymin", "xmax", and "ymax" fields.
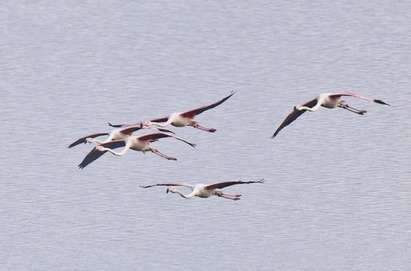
[
  {"xmin": 166, "ymin": 188, "xmax": 170, "ymax": 194},
  {"xmin": 374, "ymin": 99, "xmax": 390, "ymax": 106}
]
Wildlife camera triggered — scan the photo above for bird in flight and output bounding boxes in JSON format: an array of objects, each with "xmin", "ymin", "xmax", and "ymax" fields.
[
  {"xmin": 140, "ymin": 179, "xmax": 264, "ymax": 200},
  {"xmin": 109, "ymin": 91, "xmax": 236, "ymax": 133},
  {"xmin": 78, "ymin": 132, "xmax": 195, "ymax": 169},
  {"xmin": 68, "ymin": 122, "xmax": 174, "ymax": 148},
  {"xmin": 272, "ymin": 92, "xmax": 390, "ymax": 138}
]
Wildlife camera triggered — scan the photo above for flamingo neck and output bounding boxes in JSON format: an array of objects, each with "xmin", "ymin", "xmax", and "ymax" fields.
[{"xmin": 171, "ymin": 189, "xmax": 195, "ymax": 199}]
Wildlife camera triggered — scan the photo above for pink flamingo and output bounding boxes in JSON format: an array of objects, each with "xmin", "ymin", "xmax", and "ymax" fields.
[
  {"xmin": 109, "ymin": 92, "xmax": 235, "ymax": 133},
  {"xmin": 272, "ymin": 92, "xmax": 390, "ymax": 138},
  {"xmin": 78, "ymin": 132, "xmax": 195, "ymax": 169},
  {"xmin": 68, "ymin": 123, "xmax": 174, "ymax": 148},
  {"xmin": 140, "ymin": 179, "xmax": 264, "ymax": 200}
]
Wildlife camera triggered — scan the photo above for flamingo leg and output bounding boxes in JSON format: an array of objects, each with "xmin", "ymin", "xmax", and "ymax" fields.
[
  {"xmin": 217, "ymin": 193, "xmax": 241, "ymax": 201},
  {"xmin": 150, "ymin": 148, "xmax": 177, "ymax": 161},
  {"xmin": 190, "ymin": 122, "xmax": 216, "ymax": 133},
  {"xmin": 338, "ymin": 104, "xmax": 367, "ymax": 115}
]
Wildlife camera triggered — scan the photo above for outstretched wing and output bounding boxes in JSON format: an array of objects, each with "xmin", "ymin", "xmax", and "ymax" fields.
[
  {"xmin": 140, "ymin": 183, "xmax": 193, "ymax": 189},
  {"xmin": 150, "ymin": 116, "xmax": 169, "ymax": 123},
  {"xmin": 180, "ymin": 91, "xmax": 235, "ymax": 118},
  {"xmin": 107, "ymin": 122, "xmax": 125, "ymax": 128},
  {"xmin": 119, "ymin": 123, "xmax": 143, "ymax": 135},
  {"xmin": 68, "ymin": 132, "xmax": 109, "ymax": 148},
  {"xmin": 138, "ymin": 133, "xmax": 196, "ymax": 148},
  {"xmin": 271, "ymin": 98, "xmax": 318, "ymax": 138},
  {"xmin": 329, "ymin": 92, "xmax": 372, "ymax": 101},
  {"xmin": 329, "ymin": 92, "xmax": 390, "ymax": 106},
  {"xmin": 138, "ymin": 133, "xmax": 174, "ymax": 142},
  {"xmin": 205, "ymin": 179, "xmax": 264, "ymax": 190},
  {"xmin": 78, "ymin": 140, "xmax": 126, "ymax": 169}
]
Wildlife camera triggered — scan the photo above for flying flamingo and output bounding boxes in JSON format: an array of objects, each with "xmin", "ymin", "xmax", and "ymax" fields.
[
  {"xmin": 140, "ymin": 179, "xmax": 264, "ymax": 200},
  {"xmin": 272, "ymin": 92, "xmax": 390, "ymax": 138},
  {"xmin": 68, "ymin": 122, "xmax": 174, "ymax": 148},
  {"xmin": 108, "ymin": 91, "xmax": 235, "ymax": 133},
  {"xmin": 78, "ymin": 133, "xmax": 195, "ymax": 169}
]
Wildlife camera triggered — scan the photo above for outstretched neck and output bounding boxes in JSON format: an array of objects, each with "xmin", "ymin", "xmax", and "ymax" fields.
[{"xmin": 171, "ymin": 189, "xmax": 195, "ymax": 199}]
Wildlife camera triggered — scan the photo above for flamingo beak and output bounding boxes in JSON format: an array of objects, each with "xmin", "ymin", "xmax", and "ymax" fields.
[{"xmin": 166, "ymin": 188, "xmax": 170, "ymax": 194}]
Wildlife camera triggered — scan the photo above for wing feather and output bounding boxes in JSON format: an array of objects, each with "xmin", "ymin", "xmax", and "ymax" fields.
[
  {"xmin": 150, "ymin": 116, "xmax": 169, "ymax": 123},
  {"xmin": 205, "ymin": 179, "xmax": 264, "ymax": 190},
  {"xmin": 68, "ymin": 132, "xmax": 109, "ymax": 148},
  {"xmin": 138, "ymin": 133, "xmax": 173, "ymax": 142},
  {"xmin": 271, "ymin": 98, "xmax": 317, "ymax": 138},
  {"xmin": 180, "ymin": 91, "xmax": 235, "ymax": 118},
  {"xmin": 78, "ymin": 140, "xmax": 126, "ymax": 169},
  {"xmin": 119, "ymin": 123, "xmax": 143, "ymax": 135}
]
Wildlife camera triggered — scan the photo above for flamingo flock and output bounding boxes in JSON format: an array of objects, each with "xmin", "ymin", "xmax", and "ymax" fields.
[{"xmin": 69, "ymin": 91, "xmax": 389, "ymax": 201}]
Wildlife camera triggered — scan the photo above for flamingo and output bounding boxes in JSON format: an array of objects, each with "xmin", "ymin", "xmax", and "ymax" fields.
[
  {"xmin": 78, "ymin": 133, "xmax": 195, "ymax": 169},
  {"xmin": 140, "ymin": 179, "xmax": 264, "ymax": 200},
  {"xmin": 272, "ymin": 92, "xmax": 390, "ymax": 138},
  {"xmin": 68, "ymin": 123, "xmax": 174, "ymax": 148},
  {"xmin": 108, "ymin": 91, "xmax": 235, "ymax": 133}
]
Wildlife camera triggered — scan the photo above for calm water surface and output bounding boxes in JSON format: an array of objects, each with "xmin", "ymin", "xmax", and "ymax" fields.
[{"xmin": 1, "ymin": 1, "xmax": 410, "ymax": 270}]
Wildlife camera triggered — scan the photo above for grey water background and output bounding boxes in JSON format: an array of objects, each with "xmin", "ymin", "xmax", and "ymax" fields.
[{"xmin": 1, "ymin": 1, "xmax": 411, "ymax": 270}]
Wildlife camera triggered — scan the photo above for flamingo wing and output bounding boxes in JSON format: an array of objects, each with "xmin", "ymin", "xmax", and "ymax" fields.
[
  {"xmin": 328, "ymin": 92, "xmax": 371, "ymax": 100},
  {"xmin": 140, "ymin": 183, "xmax": 193, "ymax": 189},
  {"xmin": 271, "ymin": 98, "xmax": 318, "ymax": 138},
  {"xmin": 78, "ymin": 140, "xmax": 126, "ymax": 169},
  {"xmin": 138, "ymin": 133, "xmax": 173, "ymax": 142},
  {"xmin": 150, "ymin": 116, "xmax": 170, "ymax": 123},
  {"xmin": 68, "ymin": 132, "xmax": 109, "ymax": 148},
  {"xmin": 138, "ymin": 133, "xmax": 195, "ymax": 147},
  {"xmin": 205, "ymin": 179, "xmax": 264, "ymax": 190},
  {"xmin": 180, "ymin": 91, "xmax": 235, "ymax": 118},
  {"xmin": 119, "ymin": 123, "xmax": 143, "ymax": 135},
  {"xmin": 107, "ymin": 122, "xmax": 126, "ymax": 128},
  {"xmin": 328, "ymin": 92, "xmax": 390, "ymax": 105}
]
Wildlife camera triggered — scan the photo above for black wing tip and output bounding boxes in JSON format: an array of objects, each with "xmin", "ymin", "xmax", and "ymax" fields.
[
  {"xmin": 68, "ymin": 141, "xmax": 82, "ymax": 148},
  {"xmin": 271, "ymin": 130, "xmax": 281, "ymax": 138},
  {"xmin": 107, "ymin": 122, "xmax": 123, "ymax": 128},
  {"xmin": 238, "ymin": 178, "xmax": 264, "ymax": 184},
  {"xmin": 189, "ymin": 143, "xmax": 197, "ymax": 148},
  {"xmin": 139, "ymin": 185, "xmax": 150, "ymax": 188},
  {"xmin": 374, "ymin": 99, "xmax": 390, "ymax": 106},
  {"xmin": 245, "ymin": 178, "xmax": 265, "ymax": 184}
]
